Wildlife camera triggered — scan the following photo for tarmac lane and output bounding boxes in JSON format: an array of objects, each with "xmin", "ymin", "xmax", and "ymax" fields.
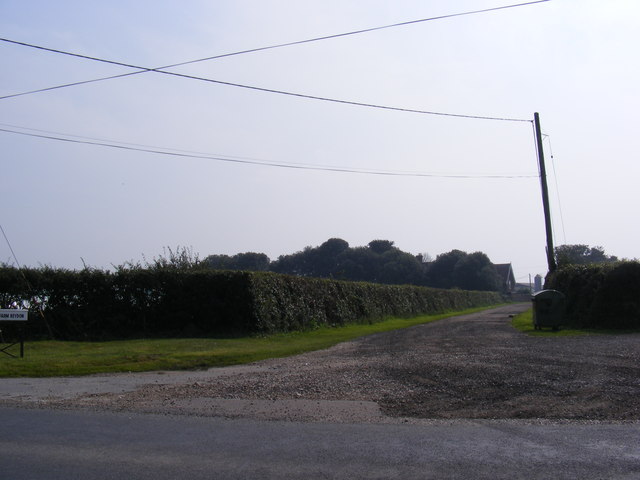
[
  {"xmin": 2, "ymin": 304, "xmax": 640, "ymax": 478},
  {"xmin": 0, "ymin": 407, "xmax": 639, "ymax": 480}
]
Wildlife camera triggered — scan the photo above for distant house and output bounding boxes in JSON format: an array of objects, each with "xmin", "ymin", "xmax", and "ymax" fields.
[
  {"xmin": 494, "ymin": 263, "xmax": 516, "ymax": 293},
  {"xmin": 515, "ymin": 282, "xmax": 533, "ymax": 294}
]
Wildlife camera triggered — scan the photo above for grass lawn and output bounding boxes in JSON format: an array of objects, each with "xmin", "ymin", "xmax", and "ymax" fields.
[{"xmin": 0, "ymin": 306, "xmax": 498, "ymax": 378}]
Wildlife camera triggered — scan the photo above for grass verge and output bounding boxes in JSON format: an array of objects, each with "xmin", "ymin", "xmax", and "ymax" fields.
[
  {"xmin": 511, "ymin": 309, "xmax": 640, "ymax": 336},
  {"xmin": 0, "ymin": 305, "xmax": 497, "ymax": 378},
  {"xmin": 510, "ymin": 309, "xmax": 588, "ymax": 336}
]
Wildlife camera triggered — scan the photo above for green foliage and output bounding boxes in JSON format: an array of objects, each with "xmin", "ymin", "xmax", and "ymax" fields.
[
  {"xmin": 511, "ymin": 308, "xmax": 638, "ymax": 336},
  {"xmin": 215, "ymin": 238, "xmax": 502, "ymax": 292},
  {"xmin": 142, "ymin": 245, "xmax": 202, "ymax": 271},
  {"xmin": 203, "ymin": 252, "xmax": 270, "ymax": 271},
  {"xmin": 0, "ymin": 266, "xmax": 501, "ymax": 341},
  {"xmin": 426, "ymin": 250, "xmax": 501, "ymax": 291},
  {"xmin": 367, "ymin": 239, "xmax": 395, "ymax": 255},
  {"xmin": 270, "ymin": 238, "xmax": 360, "ymax": 279},
  {"xmin": 0, "ymin": 266, "xmax": 255, "ymax": 340},
  {"xmin": 246, "ymin": 272, "xmax": 501, "ymax": 333},
  {"xmin": 0, "ymin": 306, "xmax": 496, "ymax": 378},
  {"xmin": 545, "ymin": 262, "xmax": 640, "ymax": 329},
  {"xmin": 554, "ymin": 244, "xmax": 618, "ymax": 267},
  {"xmin": 425, "ymin": 249, "xmax": 465, "ymax": 288}
]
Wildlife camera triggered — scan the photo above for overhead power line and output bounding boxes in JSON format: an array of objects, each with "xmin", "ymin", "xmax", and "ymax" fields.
[
  {"xmin": 0, "ymin": 0, "xmax": 549, "ymax": 122},
  {"xmin": 0, "ymin": 39, "xmax": 530, "ymax": 122},
  {"xmin": 1, "ymin": 0, "xmax": 551, "ymax": 75},
  {"xmin": 0, "ymin": 224, "xmax": 23, "ymax": 271},
  {"xmin": 543, "ymin": 133, "xmax": 567, "ymax": 245},
  {"xmin": 0, "ymin": 126, "xmax": 538, "ymax": 179}
]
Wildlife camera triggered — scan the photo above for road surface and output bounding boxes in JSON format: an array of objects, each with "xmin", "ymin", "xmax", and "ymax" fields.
[{"xmin": 1, "ymin": 407, "xmax": 639, "ymax": 479}]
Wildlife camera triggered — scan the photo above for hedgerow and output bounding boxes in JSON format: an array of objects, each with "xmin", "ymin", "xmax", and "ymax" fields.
[
  {"xmin": 0, "ymin": 267, "xmax": 501, "ymax": 340},
  {"xmin": 545, "ymin": 262, "xmax": 640, "ymax": 329}
]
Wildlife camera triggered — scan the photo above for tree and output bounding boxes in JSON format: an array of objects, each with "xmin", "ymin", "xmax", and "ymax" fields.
[
  {"xmin": 335, "ymin": 246, "xmax": 377, "ymax": 281},
  {"xmin": 425, "ymin": 250, "xmax": 500, "ymax": 291},
  {"xmin": 368, "ymin": 239, "xmax": 395, "ymax": 255},
  {"xmin": 426, "ymin": 250, "xmax": 467, "ymax": 289},
  {"xmin": 318, "ymin": 238, "xmax": 350, "ymax": 256},
  {"xmin": 452, "ymin": 252, "xmax": 500, "ymax": 291},
  {"xmin": 270, "ymin": 247, "xmax": 311, "ymax": 276},
  {"xmin": 270, "ymin": 238, "xmax": 425, "ymax": 285},
  {"xmin": 203, "ymin": 252, "xmax": 270, "ymax": 271},
  {"xmin": 203, "ymin": 239, "xmax": 500, "ymax": 290},
  {"xmin": 378, "ymin": 249, "xmax": 423, "ymax": 285},
  {"xmin": 313, "ymin": 238, "xmax": 350, "ymax": 277},
  {"xmin": 271, "ymin": 238, "xmax": 350, "ymax": 278},
  {"xmin": 202, "ymin": 254, "xmax": 233, "ymax": 270},
  {"xmin": 555, "ymin": 244, "xmax": 618, "ymax": 267},
  {"xmin": 232, "ymin": 252, "xmax": 270, "ymax": 271}
]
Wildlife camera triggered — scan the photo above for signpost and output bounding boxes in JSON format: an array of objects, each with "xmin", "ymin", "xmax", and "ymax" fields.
[{"xmin": 0, "ymin": 309, "xmax": 28, "ymax": 358}]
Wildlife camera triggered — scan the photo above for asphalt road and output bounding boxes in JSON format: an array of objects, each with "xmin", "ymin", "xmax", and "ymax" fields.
[{"xmin": 1, "ymin": 407, "xmax": 639, "ymax": 479}]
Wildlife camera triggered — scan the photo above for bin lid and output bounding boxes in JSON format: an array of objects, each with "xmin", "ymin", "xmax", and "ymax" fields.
[{"xmin": 532, "ymin": 289, "xmax": 565, "ymax": 300}]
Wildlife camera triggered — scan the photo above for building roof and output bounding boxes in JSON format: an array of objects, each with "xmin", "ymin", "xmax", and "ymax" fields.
[{"xmin": 494, "ymin": 263, "xmax": 516, "ymax": 292}]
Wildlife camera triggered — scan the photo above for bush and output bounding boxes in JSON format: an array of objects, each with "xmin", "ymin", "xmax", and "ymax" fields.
[
  {"xmin": 0, "ymin": 267, "xmax": 502, "ymax": 340},
  {"xmin": 246, "ymin": 273, "xmax": 501, "ymax": 332},
  {"xmin": 545, "ymin": 262, "xmax": 640, "ymax": 329}
]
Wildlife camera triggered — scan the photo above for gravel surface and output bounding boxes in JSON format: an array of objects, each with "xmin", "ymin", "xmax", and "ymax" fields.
[{"xmin": 3, "ymin": 304, "xmax": 640, "ymax": 424}]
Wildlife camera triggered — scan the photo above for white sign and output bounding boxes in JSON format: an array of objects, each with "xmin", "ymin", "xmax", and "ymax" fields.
[{"xmin": 0, "ymin": 309, "xmax": 28, "ymax": 321}]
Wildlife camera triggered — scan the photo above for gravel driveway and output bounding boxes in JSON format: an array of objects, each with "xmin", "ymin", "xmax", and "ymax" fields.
[{"xmin": 3, "ymin": 304, "xmax": 640, "ymax": 423}]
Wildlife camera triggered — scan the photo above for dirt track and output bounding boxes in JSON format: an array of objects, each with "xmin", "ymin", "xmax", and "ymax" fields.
[{"xmin": 3, "ymin": 304, "xmax": 640, "ymax": 423}]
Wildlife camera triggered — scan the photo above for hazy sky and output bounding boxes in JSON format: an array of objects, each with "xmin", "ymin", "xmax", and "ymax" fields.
[{"xmin": 1, "ymin": 0, "xmax": 638, "ymax": 283}]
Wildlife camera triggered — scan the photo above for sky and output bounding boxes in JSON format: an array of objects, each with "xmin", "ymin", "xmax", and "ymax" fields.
[{"xmin": 1, "ymin": 0, "xmax": 639, "ymax": 283}]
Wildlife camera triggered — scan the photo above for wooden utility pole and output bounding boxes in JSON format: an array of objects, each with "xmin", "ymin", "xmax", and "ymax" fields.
[{"xmin": 534, "ymin": 112, "xmax": 557, "ymax": 273}]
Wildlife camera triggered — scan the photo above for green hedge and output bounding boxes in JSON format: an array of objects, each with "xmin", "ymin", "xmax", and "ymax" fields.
[
  {"xmin": 0, "ymin": 267, "xmax": 501, "ymax": 340},
  {"xmin": 545, "ymin": 262, "xmax": 640, "ymax": 329},
  {"xmin": 247, "ymin": 273, "xmax": 501, "ymax": 332}
]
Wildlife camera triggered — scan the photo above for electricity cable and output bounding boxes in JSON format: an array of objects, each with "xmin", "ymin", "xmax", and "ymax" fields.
[
  {"xmin": 0, "ymin": 224, "xmax": 23, "ymax": 272},
  {"xmin": 158, "ymin": 0, "xmax": 551, "ymax": 66},
  {"xmin": 0, "ymin": 0, "xmax": 549, "ymax": 121},
  {"xmin": 0, "ymin": 0, "xmax": 551, "ymax": 75},
  {"xmin": 0, "ymin": 39, "xmax": 530, "ymax": 122},
  {"xmin": 543, "ymin": 134, "xmax": 567, "ymax": 244},
  {"xmin": 0, "ymin": 224, "xmax": 54, "ymax": 338},
  {"xmin": 0, "ymin": 126, "xmax": 538, "ymax": 179}
]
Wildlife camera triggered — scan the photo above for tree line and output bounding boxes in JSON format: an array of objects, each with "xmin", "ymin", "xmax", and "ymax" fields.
[
  {"xmin": 554, "ymin": 244, "xmax": 619, "ymax": 267},
  {"xmin": 203, "ymin": 238, "xmax": 503, "ymax": 292}
]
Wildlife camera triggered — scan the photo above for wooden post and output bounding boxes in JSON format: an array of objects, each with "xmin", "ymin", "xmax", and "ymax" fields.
[{"xmin": 534, "ymin": 112, "xmax": 557, "ymax": 273}]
